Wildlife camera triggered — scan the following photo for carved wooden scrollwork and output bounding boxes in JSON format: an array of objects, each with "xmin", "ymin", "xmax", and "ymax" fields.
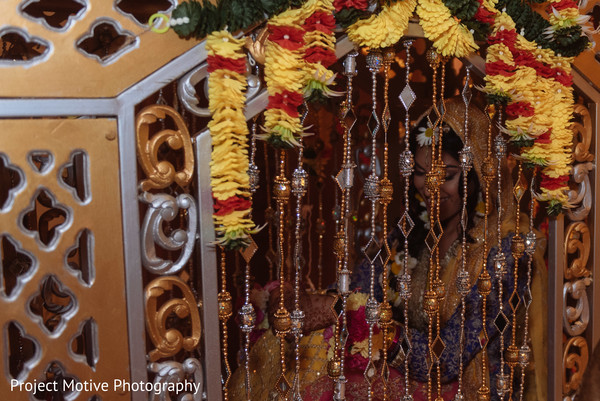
[
  {"xmin": 563, "ymin": 278, "xmax": 592, "ymax": 336},
  {"xmin": 136, "ymin": 105, "xmax": 194, "ymax": 191},
  {"xmin": 564, "ymin": 222, "xmax": 592, "ymax": 281},
  {"xmin": 148, "ymin": 358, "xmax": 204, "ymax": 401},
  {"xmin": 139, "ymin": 192, "xmax": 197, "ymax": 275},
  {"xmin": 571, "ymin": 104, "xmax": 594, "ymax": 163},
  {"xmin": 563, "ymin": 336, "xmax": 589, "ymax": 394},
  {"xmin": 145, "ymin": 276, "xmax": 202, "ymax": 362}
]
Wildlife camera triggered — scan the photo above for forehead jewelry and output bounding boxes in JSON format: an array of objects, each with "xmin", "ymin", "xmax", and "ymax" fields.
[
  {"xmin": 363, "ymin": 48, "xmax": 383, "ymax": 401},
  {"xmin": 330, "ymin": 49, "xmax": 358, "ymax": 401},
  {"xmin": 454, "ymin": 66, "xmax": 473, "ymax": 401}
]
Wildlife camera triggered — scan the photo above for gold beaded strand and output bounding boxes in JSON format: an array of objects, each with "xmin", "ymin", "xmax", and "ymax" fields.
[{"xmin": 217, "ymin": 247, "xmax": 233, "ymax": 401}]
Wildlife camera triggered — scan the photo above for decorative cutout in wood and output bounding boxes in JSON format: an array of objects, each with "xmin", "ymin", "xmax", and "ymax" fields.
[
  {"xmin": 59, "ymin": 150, "xmax": 90, "ymax": 204},
  {"xmin": 0, "ymin": 27, "xmax": 49, "ymax": 64},
  {"xmin": 6, "ymin": 321, "xmax": 40, "ymax": 381},
  {"xmin": 19, "ymin": 0, "xmax": 87, "ymax": 31},
  {"xmin": 65, "ymin": 229, "xmax": 94, "ymax": 286},
  {"xmin": 28, "ymin": 150, "xmax": 54, "ymax": 175},
  {"xmin": 28, "ymin": 275, "xmax": 76, "ymax": 334},
  {"xmin": 115, "ymin": 0, "xmax": 175, "ymax": 26},
  {"xmin": 0, "ymin": 154, "xmax": 25, "ymax": 212},
  {"xmin": 20, "ymin": 188, "xmax": 70, "ymax": 249},
  {"xmin": 76, "ymin": 19, "xmax": 137, "ymax": 65},
  {"xmin": 1, "ymin": 234, "xmax": 36, "ymax": 299},
  {"xmin": 70, "ymin": 318, "xmax": 98, "ymax": 369}
]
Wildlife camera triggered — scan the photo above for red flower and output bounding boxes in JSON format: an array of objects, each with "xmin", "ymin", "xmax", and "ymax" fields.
[
  {"xmin": 333, "ymin": 0, "xmax": 368, "ymax": 12},
  {"xmin": 213, "ymin": 196, "xmax": 252, "ymax": 216},
  {"xmin": 207, "ymin": 55, "xmax": 246, "ymax": 74},
  {"xmin": 474, "ymin": 6, "xmax": 495, "ymax": 24},
  {"xmin": 553, "ymin": 69, "xmax": 573, "ymax": 86},
  {"xmin": 505, "ymin": 101, "xmax": 535, "ymax": 119},
  {"xmin": 486, "ymin": 60, "xmax": 516, "ymax": 76},
  {"xmin": 513, "ymin": 50, "xmax": 536, "ymax": 67},
  {"xmin": 304, "ymin": 46, "xmax": 338, "ymax": 67},
  {"xmin": 268, "ymin": 25, "xmax": 305, "ymax": 51},
  {"xmin": 535, "ymin": 129, "xmax": 552, "ymax": 144},
  {"xmin": 487, "ymin": 29, "xmax": 517, "ymax": 49},
  {"xmin": 540, "ymin": 174, "xmax": 569, "ymax": 190},
  {"xmin": 267, "ymin": 90, "xmax": 304, "ymax": 117},
  {"xmin": 304, "ymin": 11, "xmax": 336, "ymax": 35},
  {"xmin": 548, "ymin": 0, "xmax": 578, "ymax": 12}
]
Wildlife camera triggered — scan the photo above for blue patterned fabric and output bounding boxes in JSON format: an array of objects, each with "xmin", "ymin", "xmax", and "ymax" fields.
[{"xmin": 351, "ymin": 231, "xmax": 529, "ymax": 400}]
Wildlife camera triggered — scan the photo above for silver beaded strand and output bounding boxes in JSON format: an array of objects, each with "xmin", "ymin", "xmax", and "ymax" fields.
[
  {"xmin": 454, "ymin": 66, "xmax": 473, "ymax": 401},
  {"xmin": 363, "ymin": 49, "xmax": 383, "ymax": 401},
  {"xmin": 397, "ymin": 40, "xmax": 416, "ymax": 401}
]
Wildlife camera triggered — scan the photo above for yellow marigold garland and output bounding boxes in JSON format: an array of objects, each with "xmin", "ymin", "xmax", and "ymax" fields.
[
  {"xmin": 417, "ymin": 0, "xmax": 478, "ymax": 57},
  {"xmin": 206, "ymin": 30, "xmax": 257, "ymax": 250},
  {"xmin": 346, "ymin": 0, "xmax": 417, "ymax": 48}
]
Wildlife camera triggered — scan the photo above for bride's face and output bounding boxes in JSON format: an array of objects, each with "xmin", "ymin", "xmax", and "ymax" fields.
[{"xmin": 413, "ymin": 146, "xmax": 463, "ymax": 224}]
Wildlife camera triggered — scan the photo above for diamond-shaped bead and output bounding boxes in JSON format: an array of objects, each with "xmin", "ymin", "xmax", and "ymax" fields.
[
  {"xmin": 431, "ymin": 335, "xmax": 446, "ymax": 361},
  {"xmin": 400, "ymin": 333, "xmax": 411, "ymax": 358},
  {"xmin": 343, "ymin": 106, "xmax": 357, "ymax": 132},
  {"xmin": 276, "ymin": 374, "xmax": 291, "ymax": 399},
  {"xmin": 398, "ymin": 149, "xmax": 414, "ymax": 176},
  {"xmin": 513, "ymin": 181, "xmax": 525, "ymax": 202},
  {"xmin": 400, "ymin": 84, "xmax": 416, "ymax": 111},
  {"xmin": 363, "ymin": 237, "xmax": 382, "ymax": 264},
  {"xmin": 433, "ymin": 219, "xmax": 443, "ymax": 241},
  {"xmin": 367, "ymin": 110, "xmax": 380, "ymax": 137},
  {"xmin": 382, "ymin": 105, "xmax": 391, "ymax": 133},
  {"xmin": 240, "ymin": 237, "xmax": 258, "ymax": 263},
  {"xmin": 523, "ymin": 287, "xmax": 533, "ymax": 308},
  {"xmin": 381, "ymin": 361, "xmax": 390, "ymax": 383},
  {"xmin": 462, "ymin": 73, "xmax": 472, "ymax": 106},
  {"xmin": 398, "ymin": 211, "xmax": 415, "ymax": 238},
  {"xmin": 494, "ymin": 311, "xmax": 509, "ymax": 334},
  {"xmin": 509, "ymin": 290, "xmax": 521, "ymax": 313},
  {"xmin": 425, "ymin": 230, "xmax": 437, "ymax": 253},
  {"xmin": 379, "ymin": 241, "xmax": 391, "ymax": 266},
  {"xmin": 364, "ymin": 173, "xmax": 380, "ymax": 201},
  {"xmin": 364, "ymin": 360, "xmax": 376, "ymax": 384},
  {"xmin": 340, "ymin": 324, "xmax": 349, "ymax": 347}
]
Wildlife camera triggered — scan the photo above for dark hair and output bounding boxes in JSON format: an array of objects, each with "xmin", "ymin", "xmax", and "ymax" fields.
[{"xmin": 403, "ymin": 117, "xmax": 481, "ymax": 254}]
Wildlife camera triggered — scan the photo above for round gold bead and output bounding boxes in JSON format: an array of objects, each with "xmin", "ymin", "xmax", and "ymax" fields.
[
  {"xmin": 327, "ymin": 359, "xmax": 342, "ymax": 378},
  {"xmin": 383, "ymin": 48, "xmax": 396, "ymax": 64},
  {"xmin": 273, "ymin": 175, "xmax": 290, "ymax": 202},
  {"xmin": 378, "ymin": 178, "xmax": 394, "ymax": 205},
  {"xmin": 218, "ymin": 291, "xmax": 233, "ymax": 321},
  {"xmin": 511, "ymin": 235, "xmax": 525, "ymax": 260},
  {"xmin": 426, "ymin": 48, "xmax": 441, "ymax": 67},
  {"xmin": 273, "ymin": 307, "xmax": 291, "ymax": 335},
  {"xmin": 426, "ymin": 162, "xmax": 446, "ymax": 192},
  {"xmin": 482, "ymin": 157, "xmax": 496, "ymax": 184},
  {"xmin": 506, "ymin": 344, "xmax": 520, "ymax": 367},
  {"xmin": 477, "ymin": 271, "xmax": 492, "ymax": 296},
  {"xmin": 379, "ymin": 303, "xmax": 393, "ymax": 327},
  {"xmin": 424, "ymin": 290, "xmax": 439, "ymax": 315}
]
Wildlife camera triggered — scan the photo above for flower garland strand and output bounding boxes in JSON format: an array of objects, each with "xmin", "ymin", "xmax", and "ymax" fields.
[
  {"xmin": 302, "ymin": 0, "xmax": 342, "ymax": 103},
  {"xmin": 346, "ymin": 0, "xmax": 417, "ymax": 48},
  {"xmin": 483, "ymin": 11, "xmax": 574, "ymax": 214},
  {"xmin": 207, "ymin": 31, "xmax": 257, "ymax": 250}
]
